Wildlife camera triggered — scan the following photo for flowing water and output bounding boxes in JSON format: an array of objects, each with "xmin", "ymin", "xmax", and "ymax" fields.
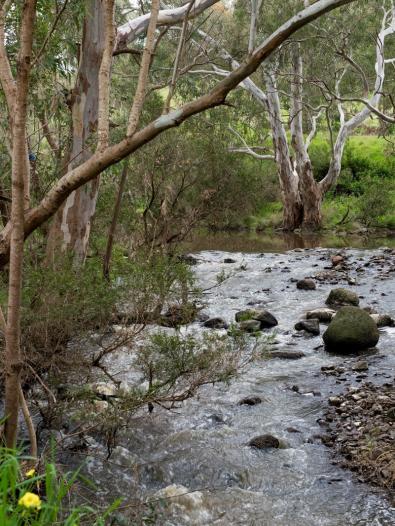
[{"xmin": 72, "ymin": 237, "xmax": 395, "ymax": 525}]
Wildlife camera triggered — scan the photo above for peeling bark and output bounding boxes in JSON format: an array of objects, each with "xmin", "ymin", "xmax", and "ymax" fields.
[{"xmin": 46, "ymin": 0, "xmax": 105, "ymax": 264}]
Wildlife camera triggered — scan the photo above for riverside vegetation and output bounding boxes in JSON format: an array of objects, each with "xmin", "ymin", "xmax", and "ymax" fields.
[{"xmin": 0, "ymin": 1, "xmax": 395, "ymax": 525}]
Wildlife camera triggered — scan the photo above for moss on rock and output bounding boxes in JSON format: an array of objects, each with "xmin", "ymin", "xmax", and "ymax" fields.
[{"xmin": 323, "ymin": 306, "xmax": 379, "ymax": 352}]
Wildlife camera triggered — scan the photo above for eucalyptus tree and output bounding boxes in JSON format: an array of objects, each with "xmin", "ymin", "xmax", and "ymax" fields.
[
  {"xmin": 212, "ymin": 0, "xmax": 395, "ymax": 230},
  {"xmin": 0, "ymin": 0, "xmax": 359, "ymax": 448}
]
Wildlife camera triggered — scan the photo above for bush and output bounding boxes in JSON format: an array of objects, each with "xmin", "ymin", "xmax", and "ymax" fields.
[
  {"xmin": 0, "ymin": 448, "xmax": 120, "ymax": 525},
  {"xmin": 357, "ymin": 178, "xmax": 395, "ymax": 227}
]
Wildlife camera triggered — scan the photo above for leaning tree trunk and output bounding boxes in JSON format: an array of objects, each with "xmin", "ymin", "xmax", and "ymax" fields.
[{"xmin": 46, "ymin": 0, "xmax": 104, "ymax": 265}]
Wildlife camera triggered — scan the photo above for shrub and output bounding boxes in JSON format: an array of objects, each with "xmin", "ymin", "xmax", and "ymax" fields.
[{"xmin": 357, "ymin": 178, "xmax": 394, "ymax": 227}]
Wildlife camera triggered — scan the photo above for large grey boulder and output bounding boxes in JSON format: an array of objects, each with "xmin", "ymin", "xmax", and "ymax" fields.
[
  {"xmin": 325, "ymin": 288, "xmax": 359, "ymax": 308},
  {"xmin": 323, "ymin": 306, "xmax": 379, "ymax": 353}
]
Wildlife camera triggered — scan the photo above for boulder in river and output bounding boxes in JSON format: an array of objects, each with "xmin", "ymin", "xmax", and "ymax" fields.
[
  {"xmin": 325, "ymin": 288, "xmax": 359, "ymax": 308},
  {"xmin": 296, "ymin": 278, "xmax": 316, "ymax": 290},
  {"xmin": 235, "ymin": 308, "xmax": 278, "ymax": 329},
  {"xmin": 203, "ymin": 317, "xmax": 228, "ymax": 329},
  {"xmin": 295, "ymin": 319, "xmax": 320, "ymax": 335},
  {"xmin": 323, "ymin": 306, "xmax": 379, "ymax": 353},
  {"xmin": 248, "ymin": 434, "xmax": 280, "ymax": 449},
  {"xmin": 306, "ymin": 308, "xmax": 335, "ymax": 322}
]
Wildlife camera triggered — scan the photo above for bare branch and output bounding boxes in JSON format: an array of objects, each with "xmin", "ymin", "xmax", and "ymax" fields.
[
  {"xmin": 127, "ymin": 0, "xmax": 160, "ymax": 136},
  {"xmin": 117, "ymin": 0, "xmax": 220, "ymax": 50},
  {"xmin": 228, "ymin": 126, "xmax": 275, "ymax": 160},
  {"xmin": 164, "ymin": 0, "xmax": 196, "ymax": 114},
  {"xmin": 97, "ymin": 0, "xmax": 116, "ymax": 151}
]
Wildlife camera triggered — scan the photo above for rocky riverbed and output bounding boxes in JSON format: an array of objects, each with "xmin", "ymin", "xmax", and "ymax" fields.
[{"xmin": 53, "ymin": 245, "xmax": 395, "ymax": 525}]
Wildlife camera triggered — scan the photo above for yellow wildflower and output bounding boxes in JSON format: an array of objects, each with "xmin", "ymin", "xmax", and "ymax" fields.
[
  {"xmin": 18, "ymin": 492, "xmax": 42, "ymax": 510},
  {"xmin": 25, "ymin": 468, "xmax": 36, "ymax": 478}
]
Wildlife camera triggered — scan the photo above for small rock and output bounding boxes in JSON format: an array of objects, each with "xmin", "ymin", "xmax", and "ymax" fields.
[
  {"xmin": 370, "ymin": 313, "xmax": 395, "ymax": 328},
  {"xmin": 92, "ymin": 382, "xmax": 117, "ymax": 397},
  {"xmin": 248, "ymin": 434, "xmax": 280, "ymax": 449},
  {"xmin": 325, "ymin": 288, "xmax": 359, "ymax": 308},
  {"xmin": 306, "ymin": 308, "xmax": 335, "ymax": 322},
  {"xmin": 296, "ymin": 278, "xmax": 316, "ymax": 290},
  {"xmin": 352, "ymin": 360, "xmax": 369, "ymax": 372},
  {"xmin": 331, "ymin": 255, "xmax": 344, "ymax": 267},
  {"xmin": 224, "ymin": 258, "xmax": 236, "ymax": 264},
  {"xmin": 203, "ymin": 317, "xmax": 228, "ymax": 329},
  {"xmin": 329, "ymin": 397, "xmax": 342, "ymax": 407},
  {"xmin": 294, "ymin": 319, "xmax": 320, "ymax": 335},
  {"xmin": 286, "ymin": 427, "xmax": 301, "ymax": 433},
  {"xmin": 239, "ymin": 396, "xmax": 262, "ymax": 406},
  {"xmin": 235, "ymin": 308, "xmax": 278, "ymax": 329}
]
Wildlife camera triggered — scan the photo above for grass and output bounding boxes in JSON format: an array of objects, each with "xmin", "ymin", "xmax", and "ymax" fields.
[{"xmin": 0, "ymin": 448, "xmax": 121, "ymax": 525}]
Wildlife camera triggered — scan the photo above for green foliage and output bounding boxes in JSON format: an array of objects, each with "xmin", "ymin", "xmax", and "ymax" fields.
[
  {"xmin": 135, "ymin": 331, "xmax": 247, "ymax": 399},
  {"xmin": 357, "ymin": 178, "xmax": 395, "ymax": 227},
  {"xmin": 0, "ymin": 448, "xmax": 120, "ymax": 525}
]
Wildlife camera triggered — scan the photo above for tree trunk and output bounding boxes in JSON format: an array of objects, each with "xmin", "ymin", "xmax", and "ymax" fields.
[
  {"xmin": 103, "ymin": 162, "xmax": 128, "ymax": 279},
  {"xmin": 265, "ymin": 72, "xmax": 303, "ymax": 231},
  {"xmin": 46, "ymin": 0, "xmax": 104, "ymax": 265},
  {"xmin": 299, "ymin": 162, "xmax": 323, "ymax": 229},
  {"xmin": 4, "ymin": 0, "xmax": 36, "ymax": 449}
]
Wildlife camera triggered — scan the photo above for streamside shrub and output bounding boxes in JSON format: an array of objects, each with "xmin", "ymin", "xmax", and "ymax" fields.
[{"xmin": 0, "ymin": 448, "xmax": 120, "ymax": 525}]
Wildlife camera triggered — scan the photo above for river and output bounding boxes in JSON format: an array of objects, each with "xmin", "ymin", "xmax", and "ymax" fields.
[{"xmin": 70, "ymin": 235, "xmax": 395, "ymax": 525}]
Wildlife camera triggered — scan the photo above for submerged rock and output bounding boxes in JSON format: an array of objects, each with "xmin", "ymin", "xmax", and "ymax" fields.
[
  {"xmin": 248, "ymin": 434, "xmax": 280, "ymax": 449},
  {"xmin": 306, "ymin": 308, "xmax": 335, "ymax": 322},
  {"xmin": 239, "ymin": 396, "xmax": 262, "ymax": 406},
  {"xmin": 296, "ymin": 278, "xmax": 316, "ymax": 290},
  {"xmin": 352, "ymin": 360, "xmax": 369, "ymax": 372},
  {"xmin": 268, "ymin": 350, "xmax": 306, "ymax": 359},
  {"xmin": 295, "ymin": 319, "xmax": 320, "ymax": 335},
  {"xmin": 325, "ymin": 288, "xmax": 359, "ymax": 308},
  {"xmin": 323, "ymin": 306, "xmax": 379, "ymax": 352}
]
